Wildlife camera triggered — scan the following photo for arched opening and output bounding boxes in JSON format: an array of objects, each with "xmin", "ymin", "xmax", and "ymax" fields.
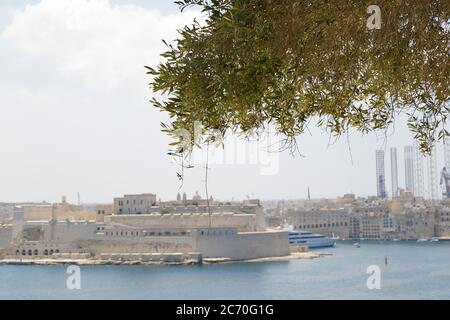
[
  {"xmin": 49, "ymin": 249, "xmax": 54, "ymax": 255},
  {"xmin": 22, "ymin": 250, "xmax": 26, "ymax": 256},
  {"xmin": 55, "ymin": 249, "xmax": 60, "ymax": 254},
  {"xmin": 15, "ymin": 250, "xmax": 20, "ymax": 255},
  {"xmin": 34, "ymin": 249, "xmax": 38, "ymax": 256},
  {"xmin": 27, "ymin": 249, "xmax": 32, "ymax": 256},
  {"xmin": 44, "ymin": 249, "xmax": 48, "ymax": 256}
]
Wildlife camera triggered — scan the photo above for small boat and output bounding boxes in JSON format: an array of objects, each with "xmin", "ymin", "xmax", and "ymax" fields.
[
  {"xmin": 353, "ymin": 242, "xmax": 360, "ymax": 248},
  {"xmin": 331, "ymin": 233, "xmax": 340, "ymax": 241},
  {"xmin": 417, "ymin": 238, "xmax": 428, "ymax": 242},
  {"xmin": 434, "ymin": 237, "xmax": 450, "ymax": 242},
  {"xmin": 392, "ymin": 239, "xmax": 400, "ymax": 242},
  {"xmin": 430, "ymin": 238, "xmax": 440, "ymax": 243}
]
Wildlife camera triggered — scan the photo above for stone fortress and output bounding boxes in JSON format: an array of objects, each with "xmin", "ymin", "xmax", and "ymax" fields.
[{"xmin": 0, "ymin": 193, "xmax": 289, "ymax": 263}]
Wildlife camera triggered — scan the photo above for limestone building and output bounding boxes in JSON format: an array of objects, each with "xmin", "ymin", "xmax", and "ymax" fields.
[{"xmin": 113, "ymin": 193, "xmax": 157, "ymax": 215}]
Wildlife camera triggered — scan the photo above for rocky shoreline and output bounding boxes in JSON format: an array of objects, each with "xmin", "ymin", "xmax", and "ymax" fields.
[{"xmin": 0, "ymin": 252, "xmax": 329, "ymax": 266}]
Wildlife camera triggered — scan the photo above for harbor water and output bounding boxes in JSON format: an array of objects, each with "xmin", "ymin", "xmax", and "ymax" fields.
[{"xmin": 1, "ymin": 241, "xmax": 450, "ymax": 300}]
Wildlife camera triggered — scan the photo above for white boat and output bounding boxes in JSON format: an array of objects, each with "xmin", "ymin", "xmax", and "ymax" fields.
[
  {"xmin": 434, "ymin": 237, "xmax": 450, "ymax": 242},
  {"xmin": 417, "ymin": 238, "xmax": 428, "ymax": 242},
  {"xmin": 392, "ymin": 239, "xmax": 400, "ymax": 242},
  {"xmin": 430, "ymin": 238, "xmax": 439, "ymax": 243},
  {"xmin": 287, "ymin": 230, "xmax": 336, "ymax": 248},
  {"xmin": 331, "ymin": 233, "xmax": 340, "ymax": 241},
  {"xmin": 353, "ymin": 242, "xmax": 360, "ymax": 248},
  {"xmin": 283, "ymin": 225, "xmax": 335, "ymax": 249}
]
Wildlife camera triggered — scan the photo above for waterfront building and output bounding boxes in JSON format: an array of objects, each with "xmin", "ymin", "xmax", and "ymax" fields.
[
  {"xmin": 391, "ymin": 147, "xmax": 399, "ymax": 197},
  {"xmin": 375, "ymin": 150, "xmax": 387, "ymax": 198},
  {"xmin": 286, "ymin": 208, "xmax": 350, "ymax": 239},
  {"xmin": 0, "ymin": 195, "xmax": 285, "ymax": 262},
  {"xmin": 395, "ymin": 211, "xmax": 436, "ymax": 239},
  {"xmin": 436, "ymin": 207, "xmax": 450, "ymax": 237},
  {"xmin": 348, "ymin": 215, "xmax": 361, "ymax": 239},
  {"xmin": 279, "ymin": 194, "xmax": 445, "ymax": 240},
  {"xmin": 361, "ymin": 215, "xmax": 382, "ymax": 240}
]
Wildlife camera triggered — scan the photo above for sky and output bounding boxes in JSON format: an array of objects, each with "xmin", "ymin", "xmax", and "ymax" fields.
[{"xmin": 0, "ymin": 0, "xmax": 447, "ymax": 204}]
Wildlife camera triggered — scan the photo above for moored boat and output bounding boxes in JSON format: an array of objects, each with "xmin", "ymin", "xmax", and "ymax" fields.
[{"xmin": 283, "ymin": 224, "xmax": 335, "ymax": 249}]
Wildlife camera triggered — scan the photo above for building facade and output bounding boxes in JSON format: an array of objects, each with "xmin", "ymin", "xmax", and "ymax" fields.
[
  {"xmin": 286, "ymin": 208, "xmax": 350, "ymax": 239},
  {"xmin": 113, "ymin": 193, "xmax": 157, "ymax": 215}
]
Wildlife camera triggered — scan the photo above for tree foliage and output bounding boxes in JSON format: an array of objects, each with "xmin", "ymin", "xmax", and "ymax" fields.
[{"xmin": 147, "ymin": 0, "xmax": 449, "ymax": 154}]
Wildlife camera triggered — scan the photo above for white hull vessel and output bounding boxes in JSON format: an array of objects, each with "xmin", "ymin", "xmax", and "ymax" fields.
[{"xmin": 283, "ymin": 224, "xmax": 335, "ymax": 249}]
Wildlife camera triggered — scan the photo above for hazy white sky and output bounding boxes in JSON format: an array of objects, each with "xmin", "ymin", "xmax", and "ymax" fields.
[{"xmin": 0, "ymin": 0, "xmax": 447, "ymax": 204}]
